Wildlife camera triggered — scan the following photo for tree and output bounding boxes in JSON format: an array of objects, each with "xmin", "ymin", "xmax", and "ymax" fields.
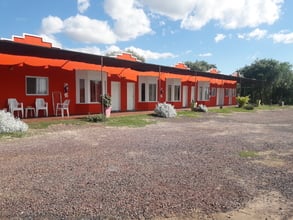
[
  {"xmin": 184, "ymin": 60, "xmax": 217, "ymax": 72},
  {"xmin": 105, "ymin": 49, "xmax": 145, "ymax": 62},
  {"xmin": 238, "ymin": 59, "xmax": 293, "ymax": 104}
]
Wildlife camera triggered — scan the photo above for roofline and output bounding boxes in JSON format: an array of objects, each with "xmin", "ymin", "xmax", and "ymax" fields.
[{"xmin": 0, "ymin": 39, "xmax": 256, "ymax": 83}]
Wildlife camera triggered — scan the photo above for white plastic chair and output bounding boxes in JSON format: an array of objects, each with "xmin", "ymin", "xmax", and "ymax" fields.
[
  {"xmin": 56, "ymin": 99, "xmax": 70, "ymax": 117},
  {"xmin": 35, "ymin": 98, "xmax": 48, "ymax": 117},
  {"xmin": 8, "ymin": 98, "xmax": 24, "ymax": 118}
]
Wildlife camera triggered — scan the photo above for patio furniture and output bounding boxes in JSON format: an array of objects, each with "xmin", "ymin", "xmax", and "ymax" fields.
[
  {"xmin": 55, "ymin": 99, "xmax": 70, "ymax": 117},
  {"xmin": 35, "ymin": 98, "xmax": 48, "ymax": 117},
  {"xmin": 25, "ymin": 106, "xmax": 35, "ymax": 118},
  {"xmin": 8, "ymin": 98, "xmax": 24, "ymax": 118}
]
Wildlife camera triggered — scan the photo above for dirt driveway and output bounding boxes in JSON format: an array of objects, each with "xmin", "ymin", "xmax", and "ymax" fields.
[{"xmin": 0, "ymin": 108, "xmax": 292, "ymax": 219}]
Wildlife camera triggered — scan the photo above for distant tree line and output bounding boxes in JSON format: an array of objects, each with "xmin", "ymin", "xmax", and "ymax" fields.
[
  {"xmin": 108, "ymin": 51, "xmax": 293, "ymax": 105},
  {"xmin": 237, "ymin": 59, "xmax": 293, "ymax": 105},
  {"xmin": 184, "ymin": 59, "xmax": 293, "ymax": 105}
]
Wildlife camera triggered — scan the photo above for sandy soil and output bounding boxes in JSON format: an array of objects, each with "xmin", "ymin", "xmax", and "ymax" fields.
[{"xmin": 0, "ymin": 108, "xmax": 292, "ymax": 219}]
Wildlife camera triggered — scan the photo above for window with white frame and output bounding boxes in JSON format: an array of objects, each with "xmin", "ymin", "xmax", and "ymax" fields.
[
  {"xmin": 198, "ymin": 81, "xmax": 210, "ymax": 101},
  {"xmin": 75, "ymin": 70, "xmax": 107, "ymax": 104},
  {"xmin": 26, "ymin": 76, "xmax": 48, "ymax": 95},
  {"xmin": 211, "ymin": 87, "xmax": 216, "ymax": 97},
  {"xmin": 166, "ymin": 78, "xmax": 181, "ymax": 102},
  {"xmin": 225, "ymin": 88, "xmax": 229, "ymax": 97},
  {"xmin": 139, "ymin": 76, "xmax": 158, "ymax": 102},
  {"xmin": 232, "ymin": 88, "xmax": 236, "ymax": 96}
]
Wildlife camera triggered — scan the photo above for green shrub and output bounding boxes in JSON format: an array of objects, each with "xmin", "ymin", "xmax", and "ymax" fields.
[
  {"xmin": 243, "ymin": 104, "xmax": 255, "ymax": 110},
  {"xmin": 87, "ymin": 114, "xmax": 106, "ymax": 122},
  {"xmin": 236, "ymin": 96, "xmax": 250, "ymax": 107}
]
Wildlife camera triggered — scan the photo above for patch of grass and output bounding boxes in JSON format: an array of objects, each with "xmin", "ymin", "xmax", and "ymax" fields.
[
  {"xmin": 28, "ymin": 119, "xmax": 87, "ymax": 129},
  {"xmin": 239, "ymin": 150, "xmax": 258, "ymax": 158},
  {"xmin": 0, "ymin": 131, "xmax": 26, "ymax": 139},
  {"xmin": 177, "ymin": 110, "xmax": 200, "ymax": 117},
  {"xmin": 209, "ymin": 106, "xmax": 252, "ymax": 114},
  {"xmin": 257, "ymin": 105, "xmax": 285, "ymax": 110},
  {"xmin": 105, "ymin": 114, "xmax": 156, "ymax": 127}
]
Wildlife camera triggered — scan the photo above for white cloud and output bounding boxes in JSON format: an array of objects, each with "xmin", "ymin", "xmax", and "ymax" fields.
[
  {"xmin": 69, "ymin": 46, "xmax": 102, "ymax": 55},
  {"xmin": 41, "ymin": 15, "xmax": 64, "ymax": 34},
  {"xmin": 238, "ymin": 28, "xmax": 268, "ymax": 40},
  {"xmin": 198, "ymin": 53, "xmax": 212, "ymax": 57},
  {"xmin": 104, "ymin": 0, "xmax": 152, "ymax": 41},
  {"xmin": 41, "ymin": 14, "xmax": 117, "ymax": 44},
  {"xmin": 39, "ymin": 34, "xmax": 62, "ymax": 48},
  {"xmin": 270, "ymin": 31, "xmax": 293, "ymax": 44},
  {"xmin": 63, "ymin": 14, "xmax": 117, "ymax": 44},
  {"xmin": 67, "ymin": 45, "xmax": 175, "ymax": 61},
  {"xmin": 142, "ymin": 0, "xmax": 284, "ymax": 30},
  {"xmin": 214, "ymin": 34, "xmax": 226, "ymax": 43},
  {"xmin": 142, "ymin": 0, "xmax": 196, "ymax": 20},
  {"xmin": 77, "ymin": 0, "xmax": 90, "ymax": 13},
  {"xmin": 125, "ymin": 46, "xmax": 175, "ymax": 60}
]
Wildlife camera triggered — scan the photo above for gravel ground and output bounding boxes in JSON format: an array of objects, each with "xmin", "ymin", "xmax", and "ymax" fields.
[{"xmin": 0, "ymin": 108, "xmax": 292, "ymax": 219}]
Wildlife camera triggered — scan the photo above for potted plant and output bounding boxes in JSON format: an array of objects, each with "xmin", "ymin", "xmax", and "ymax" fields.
[{"xmin": 101, "ymin": 94, "xmax": 112, "ymax": 117}]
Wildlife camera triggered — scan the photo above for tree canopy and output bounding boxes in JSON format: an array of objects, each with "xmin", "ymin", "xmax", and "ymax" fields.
[
  {"xmin": 184, "ymin": 60, "xmax": 217, "ymax": 72},
  {"xmin": 238, "ymin": 59, "xmax": 293, "ymax": 105},
  {"xmin": 105, "ymin": 49, "xmax": 145, "ymax": 62}
]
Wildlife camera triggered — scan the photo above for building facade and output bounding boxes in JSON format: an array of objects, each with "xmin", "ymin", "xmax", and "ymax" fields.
[{"xmin": 0, "ymin": 34, "xmax": 238, "ymax": 117}]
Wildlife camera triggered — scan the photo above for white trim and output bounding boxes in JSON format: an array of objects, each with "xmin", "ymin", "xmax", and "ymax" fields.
[
  {"xmin": 25, "ymin": 76, "xmax": 49, "ymax": 96},
  {"xmin": 75, "ymin": 70, "xmax": 107, "ymax": 104}
]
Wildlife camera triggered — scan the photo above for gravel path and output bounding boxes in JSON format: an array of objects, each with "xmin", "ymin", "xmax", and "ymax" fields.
[{"xmin": 0, "ymin": 108, "xmax": 293, "ymax": 219}]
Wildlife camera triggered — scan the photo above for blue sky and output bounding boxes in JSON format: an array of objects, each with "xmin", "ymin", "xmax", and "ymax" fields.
[{"xmin": 1, "ymin": 0, "xmax": 292, "ymax": 74}]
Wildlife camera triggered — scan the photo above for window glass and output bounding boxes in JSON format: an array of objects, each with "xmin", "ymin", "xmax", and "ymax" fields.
[
  {"xmin": 139, "ymin": 76, "xmax": 157, "ymax": 102},
  {"xmin": 166, "ymin": 78, "xmax": 181, "ymax": 102},
  {"xmin": 90, "ymin": 80, "xmax": 102, "ymax": 102},
  {"xmin": 141, "ymin": 83, "xmax": 146, "ymax": 101},
  {"xmin": 204, "ymin": 87, "xmax": 210, "ymax": 100},
  {"xmin": 26, "ymin": 77, "xmax": 48, "ymax": 95},
  {"xmin": 167, "ymin": 85, "xmax": 172, "ymax": 101},
  {"xmin": 198, "ymin": 82, "xmax": 210, "ymax": 101},
  {"xmin": 75, "ymin": 70, "xmax": 107, "ymax": 104},
  {"xmin": 149, "ymin": 84, "xmax": 157, "ymax": 101},
  {"xmin": 174, "ymin": 85, "xmax": 180, "ymax": 101},
  {"xmin": 79, "ymin": 79, "xmax": 85, "ymax": 103}
]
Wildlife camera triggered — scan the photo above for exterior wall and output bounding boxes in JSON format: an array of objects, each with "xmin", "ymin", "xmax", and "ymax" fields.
[
  {"xmin": 0, "ymin": 65, "xmax": 76, "ymax": 116},
  {"xmin": 0, "ymin": 64, "xmax": 237, "ymax": 117},
  {"xmin": 0, "ymin": 35, "xmax": 238, "ymax": 117}
]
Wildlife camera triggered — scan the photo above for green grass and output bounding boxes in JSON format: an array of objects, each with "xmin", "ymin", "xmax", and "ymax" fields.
[
  {"xmin": 239, "ymin": 150, "xmax": 258, "ymax": 158},
  {"xmin": 105, "ymin": 114, "xmax": 156, "ymax": 127},
  {"xmin": 177, "ymin": 110, "xmax": 200, "ymax": 117},
  {"xmin": 0, "ymin": 131, "xmax": 26, "ymax": 139},
  {"xmin": 209, "ymin": 105, "xmax": 287, "ymax": 114},
  {"xmin": 257, "ymin": 104, "xmax": 286, "ymax": 110},
  {"xmin": 28, "ymin": 119, "xmax": 87, "ymax": 129},
  {"xmin": 209, "ymin": 106, "xmax": 254, "ymax": 113}
]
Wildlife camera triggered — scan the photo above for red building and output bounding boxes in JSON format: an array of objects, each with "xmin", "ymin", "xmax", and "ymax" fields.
[{"xmin": 0, "ymin": 34, "xmax": 239, "ymax": 117}]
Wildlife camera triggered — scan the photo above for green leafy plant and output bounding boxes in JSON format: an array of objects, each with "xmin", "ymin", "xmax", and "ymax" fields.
[
  {"xmin": 243, "ymin": 104, "xmax": 255, "ymax": 110},
  {"xmin": 101, "ymin": 94, "xmax": 112, "ymax": 108},
  {"xmin": 236, "ymin": 96, "xmax": 250, "ymax": 107},
  {"xmin": 86, "ymin": 114, "xmax": 106, "ymax": 122}
]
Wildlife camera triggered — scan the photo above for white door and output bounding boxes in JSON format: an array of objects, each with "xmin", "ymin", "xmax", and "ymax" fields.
[
  {"xmin": 127, "ymin": 82, "xmax": 135, "ymax": 111},
  {"xmin": 229, "ymin": 89, "xmax": 233, "ymax": 105},
  {"xmin": 182, "ymin": 86, "xmax": 188, "ymax": 107},
  {"xmin": 217, "ymin": 88, "xmax": 224, "ymax": 106},
  {"xmin": 191, "ymin": 86, "xmax": 195, "ymax": 102},
  {"xmin": 111, "ymin": 81, "xmax": 121, "ymax": 111}
]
